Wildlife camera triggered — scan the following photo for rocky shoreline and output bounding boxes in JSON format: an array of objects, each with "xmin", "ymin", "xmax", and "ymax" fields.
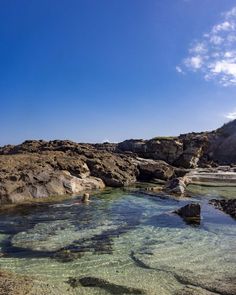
[
  {"xmin": 1, "ymin": 120, "xmax": 236, "ymax": 206},
  {"xmin": 0, "ymin": 119, "xmax": 236, "ymax": 295}
]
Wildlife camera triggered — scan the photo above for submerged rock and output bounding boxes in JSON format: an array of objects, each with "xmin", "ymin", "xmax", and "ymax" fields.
[
  {"xmin": 175, "ymin": 285, "xmax": 222, "ymax": 295},
  {"xmin": 11, "ymin": 220, "xmax": 77, "ymax": 252},
  {"xmin": 78, "ymin": 276, "xmax": 146, "ymax": 294},
  {"xmin": 129, "ymin": 226, "xmax": 236, "ymax": 295},
  {"xmin": 53, "ymin": 249, "xmax": 83, "ymax": 263},
  {"xmin": 11, "ymin": 219, "xmax": 121, "ymax": 253},
  {"xmin": 209, "ymin": 199, "xmax": 236, "ymax": 218},
  {"xmin": 0, "ymin": 270, "xmax": 33, "ymax": 295},
  {"xmin": 0, "ymin": 269, "xmax": 70, "ymax": 295}
]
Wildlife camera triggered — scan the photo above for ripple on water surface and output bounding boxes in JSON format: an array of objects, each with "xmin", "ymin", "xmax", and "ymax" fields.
[{"xmin": 0, "ymin": 188, "xmax": 235, "ymax": 295}]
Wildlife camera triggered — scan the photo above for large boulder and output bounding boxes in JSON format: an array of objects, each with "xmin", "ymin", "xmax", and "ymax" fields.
[
  {"xmin": 117, "ymin": 135, "xmax": 211, "ymax": 169},
  {"xmin": 0, "ymin": 153, "xmax": 105, "ymax": 204},
  {"xmin": 163, "ymin": 177, "xmax": 190, "ymax": 196},
  {"xmin": 0, "ymin": 140, "xmax": 142, "ymax": 203},
  {"xmin": 133, "ymin": 158, "xmax": 175, "ymax": 181},
  {"xmin": 117, "ymin": 139, "xmax": 147, "ymax": 154},
  {"xmin": 117, "ymin": 138, "xmax": 183, "ymax": 164},
  {"xmin": 174, "ymin": 133, "xmax": 209, "ymax": 168},
  {"xmin": 144, "ymin": 138, "xmax": 183, "ymax": 163},
  {"xmin": 86, "ymin": 154, "xmax": 138, "ymax": 187}
]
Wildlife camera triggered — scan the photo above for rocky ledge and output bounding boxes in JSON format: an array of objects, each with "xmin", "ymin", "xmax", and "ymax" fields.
[
  {"xmin": 209, "ymin": 199, "xmax": 236, "ymax": 219},
  {"xmin": 0, "ymin": 140, "xmax": 179, "ymax": 205},
  {"xmin": 1, "ymin": 119, "xmax": 236, "ymax": 205}
]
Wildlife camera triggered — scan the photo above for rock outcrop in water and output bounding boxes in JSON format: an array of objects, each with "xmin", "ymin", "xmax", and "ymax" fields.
[
  {"xmin": 0, "ymin": 141, "xmax": 176, "ymax": 204},
  {"xmin": 0, "ymin": 152, "xmax": 105, "ymax": 204},
  {"xmin": 175, "ymin": 203, "xmax": 201, "ymax": 223},
  {"xmin": 163, "ymin": 177, "xmax": 190, "ymax": 196},
  {"xmin": 77, "ymin": 276, "xmax": 146, "ymax": 294},
  {"xmin": 1, "ymin": 120, "xmax": 236, "ymax": 204},
  {"xmin": 209, "ymin": 199, "xmax": 236, "ymax": 219}
]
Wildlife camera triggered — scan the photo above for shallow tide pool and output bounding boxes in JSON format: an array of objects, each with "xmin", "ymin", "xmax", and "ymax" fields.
[{"xmin": 0, "ymin": 186, "xmax": 235, "ymax": 295}]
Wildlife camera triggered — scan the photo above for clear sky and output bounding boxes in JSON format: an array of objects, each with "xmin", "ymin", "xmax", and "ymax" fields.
[{"xmin": 1, "ymin": 0, "xmax": 236, "ymax": 145}]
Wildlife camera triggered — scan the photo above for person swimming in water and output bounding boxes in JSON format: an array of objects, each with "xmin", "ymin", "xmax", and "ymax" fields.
[
  {"xmin": 81, "ymin": 193, "xmax": 90, "ymax": 203},
  {"xmin": 73, "ymin": 193, "xmax": 90, "ymax": 205},
  {"xmin": 51, "ymin": 193, "xmax": 91, "ymax": 208}
]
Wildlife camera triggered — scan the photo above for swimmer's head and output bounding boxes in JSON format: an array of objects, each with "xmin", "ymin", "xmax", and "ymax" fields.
[{"xmin": 82, "ymin": 193, "xmax": 90, "ymax": 203}]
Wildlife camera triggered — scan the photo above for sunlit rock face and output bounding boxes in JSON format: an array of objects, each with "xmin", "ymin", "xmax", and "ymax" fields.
[
  {"xmin": 1, "ymin": 120, "xmax": 236, "ymax": 204},
  {"xmin": 117, "ymin": 138, "xmax": 184, "ymax": 164},
  {"xmin": 0, "ymin": 141, "xmax": 139, "ymax": 203},
  {"xmin": 117, "ymin": 135, "xmax": 209, "ymax": 169},
  {"xmin": 0, "ymin": 152, "xmax": 106, "ymax": 204},
  {"xmin": 117, "ymin": 120, "xmax": 236, "ymax": 168}
]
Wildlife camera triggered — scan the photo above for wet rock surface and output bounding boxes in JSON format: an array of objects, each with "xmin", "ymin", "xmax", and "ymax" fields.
[
  {"xmin": 128, "ymin": 225, "xmax": 236, "ymax": 295},
  {"xmin": 163, "ymin": 177, "xmax": 189, "ymax": 196},
  {"xmin": 209, "ymin": 199, "xmax": 236, "ymax": 218},
  {"xmin": 0, "ymin": 140, "xmax": 179, "ymax": 204},
  {"xmin": 0, "ymin": 143, "xmax": 139, "ymax": 203},
  {"xmin": 175, "ymin": 203, "xmax": 201, "ymax": 224},
  {"xmin": 0, "ymin": 153, "xmax": 105, "ymax": 204}
]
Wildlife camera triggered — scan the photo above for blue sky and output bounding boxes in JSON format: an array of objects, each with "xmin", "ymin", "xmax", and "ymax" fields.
[{"xmin": 0, "ymin": 0, "xmax": 236, "ymax": 145}]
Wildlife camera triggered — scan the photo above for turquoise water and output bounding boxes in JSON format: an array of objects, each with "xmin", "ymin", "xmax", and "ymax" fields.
[{"xmin": 0, "ymin": 187, "xmax": 235, "ymax": 294}]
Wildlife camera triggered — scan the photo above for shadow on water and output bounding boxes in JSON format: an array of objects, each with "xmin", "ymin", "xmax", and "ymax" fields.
[
  {"xmin": 0, "ymin": 192, "xmax": 146, "ymax": 261},
  {"xmin": 0, "ymin": 188, "xmax": 235, "ymax": 263}
]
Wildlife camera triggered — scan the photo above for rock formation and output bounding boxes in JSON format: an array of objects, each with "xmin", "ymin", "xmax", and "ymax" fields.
[
  {"xmin": 209, "ymin": 199, "xmax": 236, "ymax": 218},
  {"xmin": 117, "ymin": 119, "xmax": 236, "ymax": 168},
  {"xmin": 1, "ymin": 120, "xmax": 236, "ymax": 204},
  {"xmin": 163, "ymin": 177, "xmax": 189, "ymax": 196},
  {"xmin": 0, "ymin": 140, "xmax": 176, "ymax": 204},
  {"xmin": 175, "ymin": 203, "xmax": 201, "ymax": 224}
]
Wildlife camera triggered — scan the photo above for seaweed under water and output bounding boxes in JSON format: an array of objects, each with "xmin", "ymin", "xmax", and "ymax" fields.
[{"xmin": 0, "ymin": 187, "xmax": 235, "ymax": 295}]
